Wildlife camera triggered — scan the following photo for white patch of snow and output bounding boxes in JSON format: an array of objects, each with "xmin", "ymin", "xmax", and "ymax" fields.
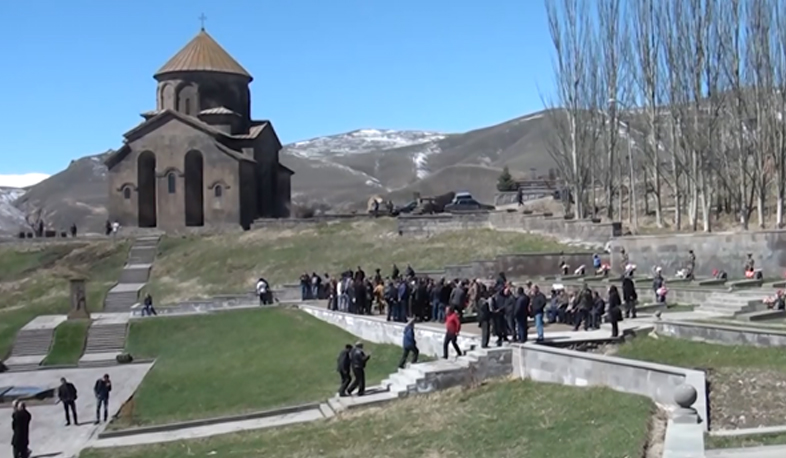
[
  {"xmin": 0, "ymin": 187, "xmax": 26, "ymax": 233},
  {"xmin": 0, "ymin": 173, "xmax": 49, "ymax": 188},
  {"xmin": 284, "ymin": 129, "xmax": 447, "ymax": 159},
  {"xmin": 412, "ymin": 143, "xmax": 443, "ymax": 179}
]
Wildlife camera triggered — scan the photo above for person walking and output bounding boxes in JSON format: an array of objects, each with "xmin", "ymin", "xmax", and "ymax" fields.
[
  {"xmin": 398, "ymin": 318, "xmax": 420, "ymax": 368},
  {"xmin": 443, "ymin": 306, "xmax": 463, "ymax": 359},
  {"xmin": 11, "ymin": 400, "xmax": 31, "ymax": 458},
  {"xmin": 530, "ymin": 285, "xmax": 548, "ymax": 342},
  {"xmin": 336, "ymin": 344, "xmax": 352, "ymax": 397},
  {"xmin": 93, "ymin": 374, "xmax": 112, "ymax": 424},
  {"xmin": 513, "ymin": 287, "xmax": 530, "ymax": 343},
  {"xmin": 622, "ymin": 276, "xmax": 638, "ymax": 319},
  {"xmin": 607, "ymin": 285, "xmax": 623, "ymax": 338},
  {"xmin": 57, "ymin": 377, "xmax": 79, "ymax": 426},
  {"xmin": 347, "ymin": 342, "xmax": 371, "ymax": 396}
]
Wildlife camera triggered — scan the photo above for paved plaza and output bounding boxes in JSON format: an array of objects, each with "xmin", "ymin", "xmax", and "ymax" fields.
[{"xmin": 0, "ymin": 364, "xmax": 152, "ymax": 458}]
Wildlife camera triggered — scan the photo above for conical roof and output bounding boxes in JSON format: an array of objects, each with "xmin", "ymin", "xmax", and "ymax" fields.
[{"xmin": 155, "ymin": 29, "xmax": 252, "ymax": 80}]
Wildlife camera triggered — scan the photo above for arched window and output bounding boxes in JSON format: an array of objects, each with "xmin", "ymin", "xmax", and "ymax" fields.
[
  {"xmin": 167, "ymin": 173, "xmax": 176, "ymax": 194},
  {"xmin": 123, "ymin": 187, "xmax": 131, "ymax": 199},
  {"xmin": 214, "ymin": 185, "xmax": 222, "ymax": 198}
]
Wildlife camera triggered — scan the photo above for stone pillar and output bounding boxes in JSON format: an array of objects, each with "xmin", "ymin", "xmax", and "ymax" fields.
[
  {"xmin": 672, "ymin": 384, "xmax": 700, "ymax": 424},
  {"xmin": 68, "ymin": 277, "xmax": 91, "ymax": 320}
]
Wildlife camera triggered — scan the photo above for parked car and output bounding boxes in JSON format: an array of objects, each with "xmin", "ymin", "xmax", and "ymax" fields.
[
  {"xmin": 444, "ymin": 195, "xmax": 495, "ymax": 212},
  {"xmin": 393, "ymin": 200, "xmax": 418, "ymax": 215}
]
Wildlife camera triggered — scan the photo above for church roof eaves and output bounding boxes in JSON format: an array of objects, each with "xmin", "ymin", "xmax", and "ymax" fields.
[
  {"xmin": 155, "ymin": 30, "xmax": 252, "ymax": 80},
  {"xmin": 199, "ymin": 106, "xmax": 239, "ymax": 116},
  {"xmin": 278, "ymin": 163, "xmax": 295, "ymax": 175}
]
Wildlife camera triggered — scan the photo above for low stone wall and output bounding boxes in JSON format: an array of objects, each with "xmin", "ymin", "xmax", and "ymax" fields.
[
  {"xmin": 252, "ymin": 214, "xmax": 378, "ymax": 230},
  {"xmin": 655, "ymin": 320, "xmax": 786, "ymax": 347},
  {"xmin": 610, "ymin": 230, "xmax": 786, "ymax": 277},
  {"xmin": 513, "ymin": 344, "xmax": 709, "ymax": 431},
  {"xmin": 300, "ymin": 304, "xmax": 708, "ymax": 430},
  {"xmin": 397, "ymin": 211, "xmax": 618, "ymax": 247},
  {"xmin": 494, "ymin": 191, "xmax": 551, "ymax": 206},
  {"xmin": 439, "ymin": 252, "xmax": 605, "ymax": 280}
]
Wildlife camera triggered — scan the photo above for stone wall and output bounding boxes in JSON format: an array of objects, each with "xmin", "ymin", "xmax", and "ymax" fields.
[
  {"xmin": 513, "ymin": 344, "xmax": 709, "ymax": 431},
  {"xmin": 440, "ymin": 252, "xmax": 605, "ymax": 280},
  {"xmin": 397, "ymin": 211, "xmax": 618, "ymax": 247},
  {"xmin": 655, "ymin": 320, "xmax": 786, "ymax": 347},
  {"xmin": 494, "ymin": 191, "xmax": 551, "ymax": 206},
  {"xmin": 610, "ymin": 230, "xmax": 786, "ymax": 277},
  {"xmin": 252, "ymin": 214, "xmax": 377, "ymax": 230}
]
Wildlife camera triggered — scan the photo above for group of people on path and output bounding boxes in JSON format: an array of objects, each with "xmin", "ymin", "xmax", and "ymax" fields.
[
  {"xmin": 336, "ymin": 342, "xmax": 371, "ymax": 397},
  {"xmin": 11, "ymin": 375, "xmax": 113, "ymax": 458}
]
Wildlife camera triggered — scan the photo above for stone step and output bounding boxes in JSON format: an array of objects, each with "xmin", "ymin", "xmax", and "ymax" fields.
[
  {"xmin": 5, "ymin": 364, "xmax": 42, "ymax": 372},
  {"xmin": 78, "ymin": 359, "xmax": 119, "ymax": 368},
  {"xmin": 84, "ymin": 324, "xmax": 127, "ymax": 354},
  {"xmin": 9, "ymin": 329, "xmax": 54, "ymax": 357}
]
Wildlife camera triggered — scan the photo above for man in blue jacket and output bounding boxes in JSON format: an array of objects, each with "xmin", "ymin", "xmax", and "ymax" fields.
[{"xmin": 398, "ymin": 318, "xmax": 420, "ymax": 368}]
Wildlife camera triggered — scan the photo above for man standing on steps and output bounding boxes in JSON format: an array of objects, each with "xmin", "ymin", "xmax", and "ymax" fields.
[
  {"xmin": 336, "ymin": 344, "xmax": 353, "ymax": 397},
  {"xmin": 347, "ymin": 342, "xmax": 370, "ymax": 397},
  {"xmin": 57, "ymin": 377, "xmax": 79, "ymax": 426},
  {"xmin": 443, "ymin": 306, "xmax": 463, "ymax": 359},
  {"xmin": 94, "ymin": 374, "xmax": 112, "ymax": 424},
  {"xmin": 398, "ymin": 318, "xmax": 420, "ymax": 368}
]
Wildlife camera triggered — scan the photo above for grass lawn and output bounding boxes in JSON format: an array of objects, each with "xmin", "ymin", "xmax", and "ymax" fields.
[
  {"xmin": 147, "ymin": 219, "xmax": 569, "ymax": 304},
  {"xmin": 43, "ymin": 319, "xmax": 90, "ymax": 365},
  {"xmin": 706, "ymin": 432, "xmax": 786, "ymax": 449},
  {"xmin": 114, "ymin": 307, "xmax": 409, "ymax": 429},
  {"xmin": 83, "ymin": 379, "xmax": 655, "ymax": 458},
  {"xmin": 0, "ymin": 241, "xmax": 130, "ymax": 358}
]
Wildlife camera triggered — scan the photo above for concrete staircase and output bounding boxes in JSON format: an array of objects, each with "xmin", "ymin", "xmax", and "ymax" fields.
[
  {"xmin": 5, "ymin": 329, "xmax": 55, "ymax": 371},
  {"xmin": 84, "ymin": 323, "xmax": 128, "ymax": 354},
  {"xmin": 103, "ymin": 236, "xmax": 160, "ymax": 312},
  {"xmin": 699, "ymin": 291, "xmax": 768, "ymax": 316},
  {"xmin": 327, "ymin": 346, "xmax": 512, "ymax": 414}
]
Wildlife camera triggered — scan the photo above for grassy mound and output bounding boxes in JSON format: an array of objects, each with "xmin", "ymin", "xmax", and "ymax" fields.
[
  {"xmin": 148, "ymin": 219, "xmax": 568, "ymax": 303},
  {"xmin": 113, "ymin": 307, "xmax": 407, "ymax": 428},
  {"xmin": 84, "ymin": 380, "xmax": 655, "ymax": 458},
  {"xmin": 43, "ymin": 319, "xmax": 90, "ymax": 365},
  {"xmin": 0, "ymin": 241, "xmax": 130, "ymax": 358}
]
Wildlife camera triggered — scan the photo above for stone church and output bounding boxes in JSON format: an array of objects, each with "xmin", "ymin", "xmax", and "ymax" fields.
[{"xmin": 105, "ymin": 28, "xmax": 293, "ymax": 231}]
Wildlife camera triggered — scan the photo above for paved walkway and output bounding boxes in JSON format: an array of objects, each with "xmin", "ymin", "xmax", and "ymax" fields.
[
  {"xmin": 0, "ymin": 364, "xmax": 153, "ymax": 458},
  {"xmin": 90, "ymin": 409, "xmax": 325, "ymax": 448},
  {"xmin": 706, "ymin": 444, "xmax": 786, "ymax": 458}
]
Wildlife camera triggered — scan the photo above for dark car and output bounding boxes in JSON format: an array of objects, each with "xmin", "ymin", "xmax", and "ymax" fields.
[
  {"xmin": 444, "ymin": 197, "xmax": 495, "ymax": 213},
  {"xmin": 395, "ymin": 201, "xmax": 418, "ymax": 214}
]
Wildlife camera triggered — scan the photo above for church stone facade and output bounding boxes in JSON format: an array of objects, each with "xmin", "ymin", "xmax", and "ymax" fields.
[{"xmin": 105, "ymin": 28, "xmax": 293, "ymax": 231}]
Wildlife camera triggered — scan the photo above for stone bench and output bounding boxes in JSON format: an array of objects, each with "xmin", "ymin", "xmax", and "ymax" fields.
[
  {"xmin": 728, "ymin": 278, "xmax": 764, "ymax": 289},
  {"xmin": 695, "ymin": 278, "xmax": 727, "ymax": 286},
  {"xmin": 737, "ymin": 309, "xmax": 786, "ymax": 322},
  {"xmin": 766, "ymin": 280, "xmax": 786, "ymax": 288}
]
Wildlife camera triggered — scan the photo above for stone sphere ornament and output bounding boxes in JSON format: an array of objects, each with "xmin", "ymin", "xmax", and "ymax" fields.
[{"xmin": 674, "ymin": 384, "xmax": 698, "ymax": 409}]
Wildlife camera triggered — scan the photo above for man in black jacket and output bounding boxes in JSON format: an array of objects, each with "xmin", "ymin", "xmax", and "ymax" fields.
[
  {"xmin": 622, "ymin": 277, "xmax": 638, "ymax": 318},
  {"xmin": 513, "ymin": 287, "xmax": 530, "ymax": 343},
  {"xmin": 347, "ymin": 342, "xmax": 371, "ymax": 396},
  {"xmin": 336, "ymin": 344, "xmax": 353, "ymax": 397},
  {"xmin": 478, "ymin": 295, "xmax": 492, "ymax": 348},
  {"xmin": 58, "ymin": 377, "xmax": 79, "ymax": 426},
  {"xmin": 12, "ymin": 401, "xmax": 31, "ymax": 458},
  {"xmin": 94, "ymin": 374, "xmax": 112, "ymax": 424},
  {"xmin": 491, "ymin": 288, "xmax": 510, "ymax": 346},
  {"xmin": 573, "ymin": 285, "xmax": 593, "ymax": 331}
]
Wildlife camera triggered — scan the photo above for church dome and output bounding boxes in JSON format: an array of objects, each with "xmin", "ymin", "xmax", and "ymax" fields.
[{"xmin": 155, "ymin": 29, "xmax": 252, "ymax": 81}]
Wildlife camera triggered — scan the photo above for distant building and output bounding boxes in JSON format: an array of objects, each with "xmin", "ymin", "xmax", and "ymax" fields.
[{"xmin": 105, "ymin": 27, "xmax": 293, "ymax": 231}]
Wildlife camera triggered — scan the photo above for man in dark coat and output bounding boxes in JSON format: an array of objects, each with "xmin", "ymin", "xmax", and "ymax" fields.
[
  {"xmin": 93, "ymin": 374, "xmax": 112, "ymax": 424},
  {"xmin": 398, "ymin": 318, "xmax": 420, "ymax": 368},
  {"xmin": 573, "ymin": 285, "xmax": 593, "ymax": 331},
  {"xmin": 58, "ymin": 377, "xmax": 79, "ymax": 426},
  {"xmin": 336, "ymin": 344, "xmax": 353, "ymax": 397},
  {"xmin": 530, "ymin": 285, "xmax": 548, "ymax": 342},
  {"xmin": 491, "ymin": 288, "xmax": 510, "ymax": 346},
  {"xmin": 347, "ymin": 342, "xmax": 371, "ymax": 396},
  {"xmin": 478, "ymin": 295, "xmax": 492, "ymax": 348},
  {"xmin": 622, "ymin": 277, "xmax": 638, "ymax": 318},
  {"xmin": 12, "ymin": 401, "xmax": 31, "ymax": 458},
  {"xmin": 513, "ymin": 287, "xmax": 530, "ymax": 343}
]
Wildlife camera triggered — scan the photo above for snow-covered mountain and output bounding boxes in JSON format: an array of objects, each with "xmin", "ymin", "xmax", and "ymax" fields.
[
  {"xmin": 283, "ymin": 129, "xmax": 447, "ymax": 158},
  {"xmin": 0, "ymin": 187, "xmax": 26, "ymax": 233}
]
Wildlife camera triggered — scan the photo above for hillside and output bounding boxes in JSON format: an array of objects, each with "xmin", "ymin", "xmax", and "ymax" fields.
[
  {"xmin": 0, "ymin": 187, "xmax": 26, "ymax": 234},
  {"xmin": 0, "ymin": 110, "xmax": 563, "ymax": 233}
]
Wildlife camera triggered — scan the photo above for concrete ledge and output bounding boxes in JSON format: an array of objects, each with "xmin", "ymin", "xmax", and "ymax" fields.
[
  {"xmin": 697, "ymin": 278, "xmax": 728, "ymax": 286},
  {"xmin": 729, "ymin": 278, "xmax": 764, "ymax": 289},
  {"xmin": 710, "ymin": 424, "xmax": 786, "ymax": 437},
  {"xmin": 663, "ymin": 420, "xmax": 704, "ymax": 458},
  {"xmin": 738, "ymin": 309, "xmax": 786, "ymax": 322},
  {"xmin": 98, "ymin": 402, "xmax": 321, "ymax": 439},
  {"xmin": 655, "ymin": 320, "xmax": 786, "ymax": 347}
]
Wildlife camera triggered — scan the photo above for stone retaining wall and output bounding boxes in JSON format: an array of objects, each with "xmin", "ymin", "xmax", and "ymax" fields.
[
  {"xmin": 252, "ymin": 214, "xmax": 378, "ymax": 230},
  {"xmin": 655, "ymin": 320, "xmax": 786, "ymax": 347},
  {"xmin": 441, "ymin": 252, "xmax": 605, "ymax": 280},
  {"xmin": 610, "ymin": 230, "xmax": 786, "ymax": 277},
  {"xmin": 397, "ymin": 211, "xmax": 618, "ymax": 246}
]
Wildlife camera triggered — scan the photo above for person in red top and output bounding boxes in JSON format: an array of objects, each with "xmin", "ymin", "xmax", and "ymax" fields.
[{"xmin": 443, "ymin": 306, "xmax": 463, "ymax": 359}]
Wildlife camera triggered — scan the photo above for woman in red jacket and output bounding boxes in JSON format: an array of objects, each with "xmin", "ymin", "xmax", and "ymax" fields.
[{"xmin": 443, "ymin": 306, "xmax": 463, "ymax": 359}]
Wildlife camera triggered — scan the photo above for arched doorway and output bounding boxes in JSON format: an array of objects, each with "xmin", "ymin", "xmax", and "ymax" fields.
[
  {"xmin": 184, "ymin": 150, "xmax": 204, "ymax": 226},
  {"xmin": 137, "ymin": 151, "xmax": 157, "ymax": 227}
]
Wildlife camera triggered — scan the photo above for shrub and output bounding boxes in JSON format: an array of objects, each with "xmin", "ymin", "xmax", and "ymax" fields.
[{"xmin": 496, "ymin": 166, "xmax": 517, "ymax": 192}]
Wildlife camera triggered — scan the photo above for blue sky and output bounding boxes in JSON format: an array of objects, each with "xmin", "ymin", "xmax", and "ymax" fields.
[{"xmin": 0, "ymin": 0, "xmax": 554, "ymax": 183}]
